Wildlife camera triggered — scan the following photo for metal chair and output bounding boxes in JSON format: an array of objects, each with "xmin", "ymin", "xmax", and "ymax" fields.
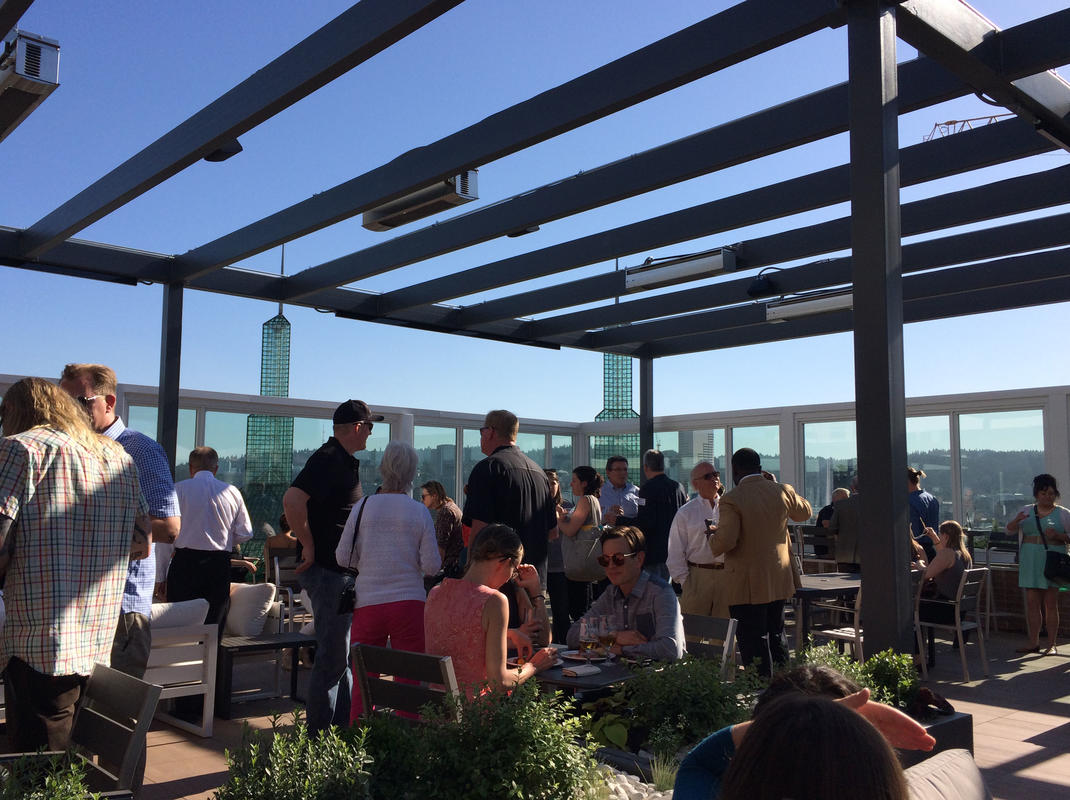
[
  {"xmin": 916, "ymin": 566, "xmax": 989, "ymax": 682},
  {"xmin": 682, "ymin": 614, "xmax": 738, "ymax": 678},
  {"xmin": 273, "ymin": 554, "xmax": 305, "ymax": 632},
  {"xmin": 352, "ymin": 643, "xmax": 460, "ymax": 721},
  {"xmin": 810, "ymin": 586, "xmax": 863, "ymax": 660}
]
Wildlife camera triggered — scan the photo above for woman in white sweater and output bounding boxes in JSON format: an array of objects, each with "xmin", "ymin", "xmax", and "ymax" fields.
[{"xmin": 335, "ymin": 440, "xmax": 441, "ymax": 720}]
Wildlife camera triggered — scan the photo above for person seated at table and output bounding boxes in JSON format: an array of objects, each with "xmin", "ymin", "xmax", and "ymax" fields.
[
  {"xmin": 674, "ymin": 664, "xmax": 934, "ymax": 800},
  {"xmin": 424, "ymin": 524, "xmax": 557, "ymax": 697},
  {"xmin": 566, "ymin": 526, "xmax": 684, "ymax": 662},
  {"xmin": 500, "ymin": 567, "xmax": 551, "ymax": 647},
  {"xmin": 917, "ymin": 520, "xmax": 972, "ymax": 665},
  {"xmin": 264, "ymin": 513, "xmax": 298, "ymax": 583}
]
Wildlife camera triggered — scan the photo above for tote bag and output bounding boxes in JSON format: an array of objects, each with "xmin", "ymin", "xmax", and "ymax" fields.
[{"xmin": 561, "ymin": 495, "xmax": 605, "ymax": 583}]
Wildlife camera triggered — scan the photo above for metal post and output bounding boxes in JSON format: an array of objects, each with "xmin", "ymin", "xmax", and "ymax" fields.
[
  {"xmin": 157, "ymin": 282, "xmax": 183, "ymax": 477},
  {"xmin": 848, "ymin": 0, "xmax": 911, "ymax": 654},
  {"xmin": 638, "ymin": 356, "xmax": 654, "ymax": 459}
]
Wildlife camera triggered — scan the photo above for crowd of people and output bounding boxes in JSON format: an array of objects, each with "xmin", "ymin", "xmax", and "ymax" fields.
[{"xmin": 2, "ymin": 370, "xmax": 1065, "ymax": 797}]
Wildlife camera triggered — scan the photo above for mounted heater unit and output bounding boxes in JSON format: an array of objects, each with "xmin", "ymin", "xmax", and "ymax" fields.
[
  {"xmin": 0, "ymin": 30, "xmax": 60, "ymax": 144},
  {"xmin": 361, "ymin": 169, "xmax": 478, "ymax": 231}
]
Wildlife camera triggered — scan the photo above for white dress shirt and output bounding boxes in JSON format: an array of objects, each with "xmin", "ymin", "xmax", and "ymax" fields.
[
  {"xmin": 666, "ymin": 495, "xmax": 722, "ymax": 584},
  {"xmin": 174, "ymin": 470, "xmax": 253, "ymax": 551}
]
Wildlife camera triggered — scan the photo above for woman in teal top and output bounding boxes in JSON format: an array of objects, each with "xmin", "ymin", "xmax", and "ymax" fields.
[{"xmin": 1007, "ymin": 474, "xmax": 1070, "ymax": 655}]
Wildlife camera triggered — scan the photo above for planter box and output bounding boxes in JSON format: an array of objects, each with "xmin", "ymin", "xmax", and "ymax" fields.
[{"xmin": 898, "ymin": 711, "xmax": 973, "ymax": 769}]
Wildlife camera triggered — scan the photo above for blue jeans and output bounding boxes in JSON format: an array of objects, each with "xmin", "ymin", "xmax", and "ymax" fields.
[{"xmin": 299, "ymin": 564, "xmax": 355, "ymax": 733}]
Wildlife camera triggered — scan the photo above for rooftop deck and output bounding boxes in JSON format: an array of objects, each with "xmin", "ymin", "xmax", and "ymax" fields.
[{"xmin": 133, "ymin": 627, "xmax": 1070, "ymax": 800}]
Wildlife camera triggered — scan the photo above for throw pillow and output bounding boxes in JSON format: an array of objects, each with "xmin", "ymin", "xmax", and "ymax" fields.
[{"xmin": 224, "ymin": 582, "xmax": 277, "ymax": 636}]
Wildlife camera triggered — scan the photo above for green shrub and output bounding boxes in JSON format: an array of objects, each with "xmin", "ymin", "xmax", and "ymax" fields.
[
  {"xmin": 794, "ymin": 644, "xmax": 919, "ymax": 710},
  {"xmin": 214, "ymin": 711, "xmax": 372, "ymax": 800},
  {"xmin": 0, "ymin": 752, "xmax": 101, "ymax": 800},
  {"xmin": 583, "ymin": 656, "xmax": 758, "ymax": 757},
  {"xmin": 363, "ymin": 680, "xmax": 603, "ymax": 800}
]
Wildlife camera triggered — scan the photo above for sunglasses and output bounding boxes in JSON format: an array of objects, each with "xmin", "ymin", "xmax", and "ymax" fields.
[
  {"xmin": 498, "ymin": 556, "xmax": 519, "ymax": 578},
  {"xmin": 77, "ymin": 395, "xmax": 103, "ymax": 407},
  {"xmin": 698, "ymin": 471, "xmax": 720, "ymax": 482},
  {"xmin": 597, "ymin": 552, "xmax": 638, "ymax": 567}
]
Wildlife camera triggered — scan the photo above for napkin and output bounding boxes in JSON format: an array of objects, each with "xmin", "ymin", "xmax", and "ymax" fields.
[{"xmin": 562, "ymin": 663, "xmax": 602, "ymax": 677}]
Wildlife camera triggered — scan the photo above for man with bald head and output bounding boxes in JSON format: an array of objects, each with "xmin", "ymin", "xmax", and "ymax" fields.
[{"xmin": 667, "ymin": 462, "xmax": 728, "ymax": 617}]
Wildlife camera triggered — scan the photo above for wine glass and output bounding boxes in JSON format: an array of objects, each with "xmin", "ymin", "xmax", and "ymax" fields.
[
  {"xmin": 596, "ymin": 615, "xmax": 616, "ymax": 660},
  {"xmin": 579, "ymin": 618, "xmax": 598, "ymax": 664}
]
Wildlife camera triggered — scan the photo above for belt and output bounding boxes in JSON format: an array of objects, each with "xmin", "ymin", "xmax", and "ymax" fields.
[{"xmin": 688, "ymin": 560, "xmax": 724, "ymax": 570}]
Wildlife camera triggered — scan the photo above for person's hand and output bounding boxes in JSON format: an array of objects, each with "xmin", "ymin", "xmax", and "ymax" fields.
[
  {"xmin": 519, "ymin": 618, "xmax": 544, "ymax": 641},
  {"xmin": 530, "ymin": 647, "xmax": 558, "ymax": 672},
  {"xmin": 295, "ymin": 547, "xmax": 315, "ymax": 574},
  {"xmin": 761, "ymin": 470, "xmax": 777, "ymax": 482},
  {"xmin": 1013, "ymin": 509, "xmax": 1029, "ymax": 523},
  {"xmin": 839, "ymin": 689, "xmax": 936, "ymax": 751},
  {"xmin": 603, "ymin": 507, "xmax": 621, "ymax": 525},
  {"xmin": 507, "ymin": 628, "xmax": 534, "ymax": 659},
  {"xmin": 516, "ymin": 563, "xmax": 541, "ymax": 595},
  {"xmin": 614, "ymin": 629, "xmax": 648, "ymax": 646}
]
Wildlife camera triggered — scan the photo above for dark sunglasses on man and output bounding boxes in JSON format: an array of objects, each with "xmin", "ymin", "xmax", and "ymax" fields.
[{"xmin": 597, "ymin": 552, "xmax": 639, "ymax": 568}]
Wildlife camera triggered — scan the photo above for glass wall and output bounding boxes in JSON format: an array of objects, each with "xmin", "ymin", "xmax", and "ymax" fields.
[
  {"xmin": 127, "ymin": 406, "xmax": 197, "ymax": 480},
  {"xmin": 204, "ymin": 410, "xmax": 248, "ymax": 488},
  {"xmin": 907, "ymin": 415, "xmax": 952, "ymax": 523},
  {"xmin": 656, "ymin": 428, "xmax": 726, "ymax": 496},
  {"xmin": 414, "ymin": 425, "xmax": 457, "ymax": 500},
  {"xmin": 462, "ymin": 429, "xmax": 483, "ymax": 492},
  {"xmin": 959, "ymin": 409, "xmax": 1044, "ymax": 530},
  {"xmin": 516, "ymin": 432, "xmax": 546, "ymax": 465},
  {"xmin": 802, "ymin": 420, "xmax": 856, "ymax": 514},
  {"xmin": 732, "ymin": 425, "xmax": 780, "ymax": 476},
  {"xmin": 550, "ymin": 434, "xmax": 574, "ymax": 502}
]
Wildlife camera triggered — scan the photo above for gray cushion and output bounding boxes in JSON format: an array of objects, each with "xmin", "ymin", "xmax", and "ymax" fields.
[{"xmin": 905, "ymin": 749, "xmax": 991, "ymax": 800}]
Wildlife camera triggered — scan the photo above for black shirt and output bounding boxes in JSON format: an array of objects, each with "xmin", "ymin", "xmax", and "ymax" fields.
[
  {"xmin": 463, "ymin": 445, "xmax": 556, "ymax": 571},
  {"xmin": 291, "ymin": 436, "xmax": 362, "ymax": 571},
  {"xmin": 621, "ymin": 472, "xmax": 688, "ymax": 566}
]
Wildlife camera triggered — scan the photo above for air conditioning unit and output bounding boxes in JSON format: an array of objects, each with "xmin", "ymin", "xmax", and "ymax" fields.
[
  {"xmin": 0, "ymin": 30, "xmax": 60, "ymax": 144},
  {"xmin": 361, "ymin": 169, "xmax": 478, "ymax": 231}
]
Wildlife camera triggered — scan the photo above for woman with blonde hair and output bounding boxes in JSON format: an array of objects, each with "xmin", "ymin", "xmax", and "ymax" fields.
[{"xmin": 918, "ymin": 520, "xmax": 972, "ymax": 666}]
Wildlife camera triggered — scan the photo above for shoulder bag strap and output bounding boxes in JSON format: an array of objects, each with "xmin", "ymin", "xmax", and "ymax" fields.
[
  {"xmin": 588, "ymin": 495, "xmax": 602, "ymax": 527},
  {"xmin": 346, "ymin": 496, "xmax": 370, "ymax": 572}
]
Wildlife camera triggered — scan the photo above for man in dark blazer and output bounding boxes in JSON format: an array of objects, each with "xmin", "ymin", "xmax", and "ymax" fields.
[
  {"xmin": 610, "ymin": 449, "xmax": 688, "ymax": 581},
  {"xmin": 711, "ymin": 448, "xmax": 812, "ymax": 676}
]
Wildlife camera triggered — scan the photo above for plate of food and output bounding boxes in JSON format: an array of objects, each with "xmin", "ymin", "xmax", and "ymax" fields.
[
  {"xmin": 560, "ymin": 649, "xmax": 608, "ymax": 663},
  {"xmin": 507, "ymin": 653, "xmax": 560, "ymax": 669}
]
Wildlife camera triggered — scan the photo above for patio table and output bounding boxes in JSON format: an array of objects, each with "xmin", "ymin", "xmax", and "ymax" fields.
[
  {"xmin": 535, "ymin": 659, "xmax": 636, "ymax": 693},
  {"xmin": 793, "ymin": 572, "xmax": 861, "ymax": 655}
]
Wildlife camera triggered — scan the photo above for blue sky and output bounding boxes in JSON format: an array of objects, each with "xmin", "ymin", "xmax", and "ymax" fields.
[{"xmin": 2, "ymin": 0, "xmax": 1068, "ymax": 422}]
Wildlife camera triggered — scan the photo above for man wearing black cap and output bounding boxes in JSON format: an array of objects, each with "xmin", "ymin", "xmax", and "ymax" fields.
[{"xmin": 282, "ymin": 399, "xmax": 383, "ymax": 733}]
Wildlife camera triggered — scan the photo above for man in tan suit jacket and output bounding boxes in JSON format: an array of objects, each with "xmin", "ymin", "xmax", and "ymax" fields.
[{"xmin": 711, "ymin": 448, "xmax": 812, "ymax": 676}]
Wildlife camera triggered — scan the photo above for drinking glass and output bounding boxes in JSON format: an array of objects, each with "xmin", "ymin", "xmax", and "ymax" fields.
[
  {"xmin": 596, "ymin": 615, "xmax": 616, "ymax": 658},
  {"xmin": 579, "ymin": 618, "xmax": 598, "ymax": 664}
]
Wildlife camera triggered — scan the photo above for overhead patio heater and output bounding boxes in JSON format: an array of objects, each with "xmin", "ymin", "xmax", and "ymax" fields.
[
  {"xmin": 0, "ymin": 30, "xmax": 60, "ymax": 144},
  {"xmin": 362, "ymin": 169, "xmax": 478, "ymax": 231}
]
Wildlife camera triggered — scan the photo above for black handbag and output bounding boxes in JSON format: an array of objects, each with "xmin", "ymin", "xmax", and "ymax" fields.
[{"xmin": 1037, "ymin": 506, "xmax": 1070, "ymax": 587}]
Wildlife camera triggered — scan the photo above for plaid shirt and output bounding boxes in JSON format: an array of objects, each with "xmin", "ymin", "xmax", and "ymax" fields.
[
  {"xmin": 0, "ymin": 426, "xmax": 148, "ymax": 676},
  {"xmin": 103, "ymin": 417, "xmax": 180, "ymax": 616}
]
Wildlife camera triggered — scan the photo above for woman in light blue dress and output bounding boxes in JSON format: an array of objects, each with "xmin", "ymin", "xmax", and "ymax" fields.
[{"xmin": 1007, "ymin": 474, "xmax": 1070, "ymax": 655}]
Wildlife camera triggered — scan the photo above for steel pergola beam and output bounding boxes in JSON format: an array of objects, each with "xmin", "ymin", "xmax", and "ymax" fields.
[
  {"xmin": 896, "ymin": 0, "xmax": 1070, "ymax": 151},
  {"xmin": 448, "ymin": 116, "xmax": 1051, "ymax": 331},
  {"xmin": 0, "ymin": 0, "xmax": 35, "ymax": 41},
  {"xmin": 18, "ymin": 0, "xmax": 465, "ymax": 259},
  {"xmin": 173, "ymin": 0, "xmax": 846, "ymax": 283},
  {"xmin": 282, "ymin": 7, "xmax": 1070, "ymax": 309},
  {"xmin": 638, "ymin": 246, "xmax": 1070, "ymax": 358}
]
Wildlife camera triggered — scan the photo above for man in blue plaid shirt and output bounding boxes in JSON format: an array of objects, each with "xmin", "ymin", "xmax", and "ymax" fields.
[{"xmin": 61, "ymin": 364, "xmax": 181, "ymax": 678}]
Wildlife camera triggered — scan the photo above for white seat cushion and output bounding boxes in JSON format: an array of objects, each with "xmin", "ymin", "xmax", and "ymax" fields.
[
  {"xmin": 905, "ymin": 748, "xmax": 990, "ymax": 800},
  {"xmin": 224, "ymin": 582, "xmax": 277, "ymax": 636},
  {"xmin": 150, "ymin": 598, "xmax": 209, "ymax": 628}
]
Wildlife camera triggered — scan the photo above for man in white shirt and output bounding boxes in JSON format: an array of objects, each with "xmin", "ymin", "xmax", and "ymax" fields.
[
  {"xmin": 166, "ymin": 446, "xmax": 254, "ymax": 631},
  {"xmin": 667, "ymin": 462, "xmax": 729, "ymax": 617}
]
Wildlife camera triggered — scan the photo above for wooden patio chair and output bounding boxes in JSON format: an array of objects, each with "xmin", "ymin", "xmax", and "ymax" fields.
[
  {"xmin": 682, "ymin": 614, "xmax": 738, "ymax": 678},
  {"xmin": 0, "ymin": 663, "xmax": 162, "ymax": 794},
  {"xmin": 351, "ymin": 643, "xmax": 459, "ymax": 721},
  {"xmin": 810, "ymin": 586, "xmax": 864, "ymax": 661}
]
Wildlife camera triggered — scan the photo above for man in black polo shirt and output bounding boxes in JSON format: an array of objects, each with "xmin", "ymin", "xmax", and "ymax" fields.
[
  {"xmin": 282, "ymin": 399, "xmax": 382, "ymax": 733},
  {"xmin": 464, "ymin": 409, "xmax": 557, "ymax": 583}
]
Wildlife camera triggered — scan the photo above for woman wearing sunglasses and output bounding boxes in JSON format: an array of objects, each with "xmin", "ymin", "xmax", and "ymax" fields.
[
  {"xmin": 425, "ymin": 524, "xmax": 557, "ymax": 697},
  {"xmin": 565, "ymin": 526, "xmax": 685, "ymax": 662}
]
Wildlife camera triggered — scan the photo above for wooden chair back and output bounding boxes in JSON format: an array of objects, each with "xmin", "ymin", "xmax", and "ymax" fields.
[
  {"xmin": 682, "ymin": 614, "xmax": 738, "ymax": 678},
  {"xmin": 71, "ymin": 663, "xmax": 162, "ymax": 791},
  {"xmin": 352, "ymin": 644, "xmax": 459, "ymax": 721}
]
